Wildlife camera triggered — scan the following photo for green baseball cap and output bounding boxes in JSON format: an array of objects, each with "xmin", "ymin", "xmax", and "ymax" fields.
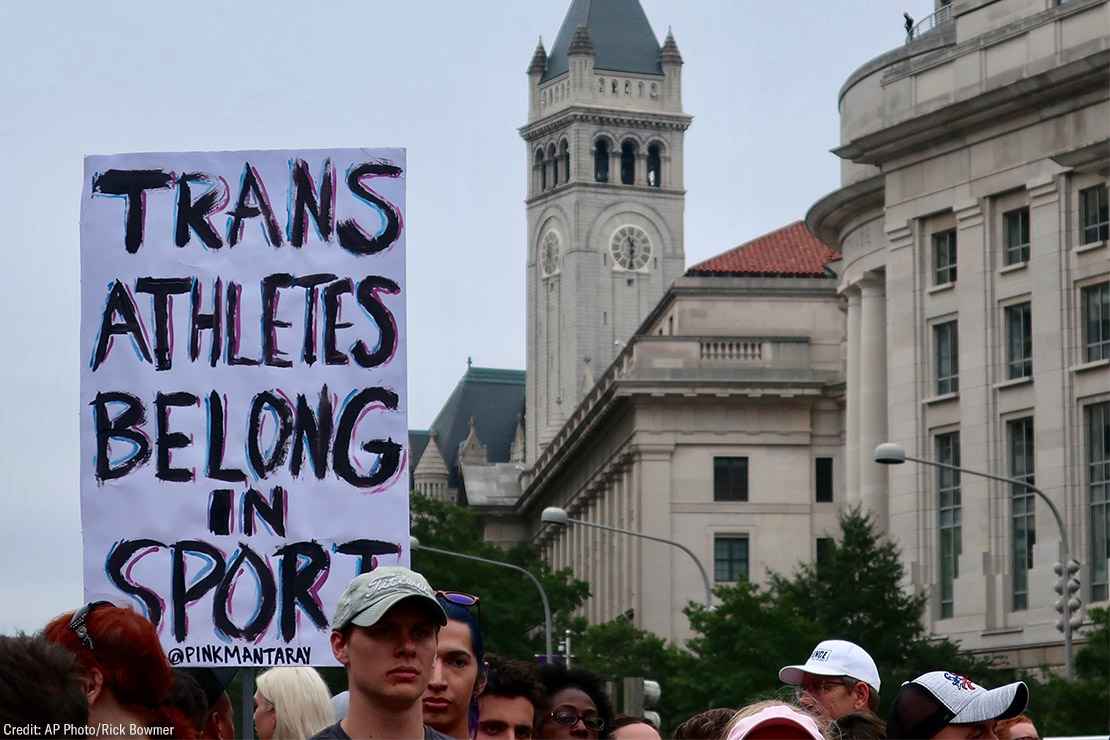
[{"xmin": 330, "ymin": 566, "xmax": 447, "ymax": 631}]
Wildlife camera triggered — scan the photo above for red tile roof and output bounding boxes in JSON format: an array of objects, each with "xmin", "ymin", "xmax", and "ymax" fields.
[{"xmin": 686, "ymin": 221, "xmax": 839, "ymax": 278}]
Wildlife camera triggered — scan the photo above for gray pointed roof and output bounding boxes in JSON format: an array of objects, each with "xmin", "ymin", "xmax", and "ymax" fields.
[{"xmin": 543, "ymin": 0, "xmax": 663, "ymax": 82}]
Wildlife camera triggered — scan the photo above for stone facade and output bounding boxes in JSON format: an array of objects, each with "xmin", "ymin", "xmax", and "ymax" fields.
[
  {"xmin": 522, "ymin": 19, "xmax": 691, "ymax": 463},
  {"xmin": 808, "ymin": 0, "xmax": 1109, "ymax": 665}
]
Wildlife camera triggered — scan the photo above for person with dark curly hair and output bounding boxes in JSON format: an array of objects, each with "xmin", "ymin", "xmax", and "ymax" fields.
[
  {"xmin": 0, "ymin": 633, "xmax": 88, "ymax": 732},
  {"xmin": 42, "ymin": 602, "xmax": 191, "ymax": 739},
  {"xmin": 477, "ymin": 655, "xmax": 544, "ymax": 740},
  {"xmin": 536, "ymin": 664, "xmax": 614, "ymax": 740}
]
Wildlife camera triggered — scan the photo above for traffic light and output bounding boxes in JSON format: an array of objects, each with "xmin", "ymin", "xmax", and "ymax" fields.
[
  {"xmin": 1053, "ymin": 559, "xmax": 1083, "ymax": 633},
  {"xmin": 621, "ymin": 677, "xmax": 662, "ymax": 727},
  {"xmin": 643, "ymin": 679, "xmax": 662, "ymax": 729}
]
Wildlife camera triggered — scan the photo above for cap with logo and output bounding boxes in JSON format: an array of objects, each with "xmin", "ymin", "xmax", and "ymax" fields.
[
  {"xmin": 887, "ymin": 671, "xmax": 1027, "ymax": 739},
  {"xmin": 330, "ymin": 566, "xmax": 448, "ymax": 631},
  {"xmin": 778, "ymin": 639, "xmax": 881, "ymax": 693}
]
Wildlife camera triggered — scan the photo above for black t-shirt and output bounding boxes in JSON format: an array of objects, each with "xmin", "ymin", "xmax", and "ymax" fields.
[{"xmin": 310, "ymin": 721, "xmax": 454, "ymax": 740}]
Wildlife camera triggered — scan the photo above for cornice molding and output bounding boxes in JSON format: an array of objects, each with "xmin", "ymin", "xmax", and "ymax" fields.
[
  {"xmin": 834, "ymin": 49, "xmax": 1110, "ymax": 166},
  {"xmin": 520, "ymin": 106, "xmax": 693, "ymax": 141}
]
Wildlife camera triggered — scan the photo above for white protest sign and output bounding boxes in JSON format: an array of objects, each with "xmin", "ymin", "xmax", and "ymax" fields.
[{"xmin": 80, "ymin": 148, "xmax": 408, "ymax": 667}]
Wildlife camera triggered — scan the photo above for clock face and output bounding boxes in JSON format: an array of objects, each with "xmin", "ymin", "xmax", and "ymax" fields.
[
  {"xmin": 541, "ymin": 232, "xmax": 560, "ymax": 276},
  {"xmin": 610, "ymin": 225, "xmax": 652, "ymax": 271}
]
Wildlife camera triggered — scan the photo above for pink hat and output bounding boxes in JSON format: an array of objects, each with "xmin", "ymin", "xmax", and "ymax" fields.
[{"xmin": 725, "ymin": 705, "xmax": 824, "ymax": 740}]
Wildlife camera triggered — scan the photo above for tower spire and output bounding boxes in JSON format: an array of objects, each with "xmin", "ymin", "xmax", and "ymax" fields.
[
  {"xmin": 528, "ymin": 37, "xmax": 548, "ymax": 74},
  {"xmin": 660, "ymin": 28, "xmax": 683, "ymax": 65}
]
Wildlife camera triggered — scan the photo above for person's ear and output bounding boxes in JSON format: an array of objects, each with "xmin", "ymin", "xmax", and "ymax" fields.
[
  {"xmin": 83, "ymin": 666, "xmax": 104, "ymax": 705},
  {"xmin": 474, "ymin": 667, "xmax": 488, "ymax": 698},
  {"xmin": 852, "ymin": 682, "xmax": 870, "ymax": 711},
  {"xmin": 331, "ymin": 629, "xmax": 350, "ymax": 666}
]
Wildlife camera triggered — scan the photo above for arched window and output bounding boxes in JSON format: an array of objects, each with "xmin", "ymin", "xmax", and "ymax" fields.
[
  {"xmin": 647, "ymin": 143, "xmax": 662, "ymax": 188},
  {"xmin": 620, "ymin": 140, "xmax": 637, "ymax": 185},
  {"xmin": 559, "ymin": 139, "xmax": 570, "ymax": 183},
  {"xmin": 548, "ymin": 144, "xmax": 558, "ymax": 187},
  {"xmin": 598, "ymin": 77, "xmax": 605, "ymax": 93},
  {"xmin": 535, "ymin": 149, "xmax": 546, "ymax": 192},
  {"xmin": 594, "ymin": 139, "xmax": 610, "ymax": 183}
]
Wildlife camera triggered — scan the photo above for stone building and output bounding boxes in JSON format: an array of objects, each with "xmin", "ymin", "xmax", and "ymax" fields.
[{"xmin": 806, "ymin": 0, "xmax": 1108, "ymax": 667}]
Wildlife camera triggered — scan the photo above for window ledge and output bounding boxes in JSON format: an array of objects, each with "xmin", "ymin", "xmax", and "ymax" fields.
[
  {"xmin": 1071, "ymin": 358, "xmax": 1110, "ymax": 374},
  {"xmin": 924, "ymin": 392, "xmax": 959, "ymax": 405},
  {"xmin": 999, "ymin": 261, "xmax": 1027, "ymax": 275},
  {"xmin": 981, "ymin": 626, "xmax": 1024, "ymax": 637},
  {"xmin": 928, "ymin": 282, "xmax": 956, "ymax": 295},
  {"xmin": 994, "ymin": 376, "xmax": 1032, "ymax": 390},
  {"xmin": 1076, "ymin": 240, "xmax": 1106, "ymax": 254}
]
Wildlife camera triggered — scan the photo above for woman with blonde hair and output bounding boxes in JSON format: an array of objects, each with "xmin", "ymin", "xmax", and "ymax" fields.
[{"xmin": 254, "ymin": 667, "xmax": 336, "ymax": 740}]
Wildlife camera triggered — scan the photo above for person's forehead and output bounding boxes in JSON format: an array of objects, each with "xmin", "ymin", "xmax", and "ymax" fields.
[
  {"xmin": 480, "ymin": 694, "xmax": 535, "ymax": 722},
  {"xmin": 1008, "ymin": 721, "xmax": 1037, "ymax": 736},
  {"xmin": 551, "ymin": 686, "xmax": 597, "ymax": 709},
  {"xmin": 437, "ymin": 619, "xmax": 475, "ymax": 654}
]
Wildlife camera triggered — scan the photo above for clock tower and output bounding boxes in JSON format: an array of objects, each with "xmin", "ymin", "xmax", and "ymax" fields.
[{"xmin": 522, "ymin": 0, "xmax": 691, "ymax": 464}]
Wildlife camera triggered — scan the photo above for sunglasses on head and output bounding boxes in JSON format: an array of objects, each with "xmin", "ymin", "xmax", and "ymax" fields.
[
  {"xmin": 547, "ymin": 705, "xmax": 605, "ymax": 732},
  {"xmin": 68, "ymin": 601, "xmax": 114, "ymax": 651},
  {"xmin": 436, "ymin": 591, "xmax": 479, "ymax": 608}
]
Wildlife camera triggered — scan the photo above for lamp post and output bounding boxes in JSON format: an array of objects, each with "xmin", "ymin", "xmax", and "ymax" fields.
[
  {"xmin": 410, "ymin": 536, "xmax": 554, "ymax": 662},
  {"xmin": 873, "ymin": 442, "xmax": 1076, "ymax": 679},
  {"xmin": 540, "ymin": 506, "xmax": 713, "ymax": 608}
]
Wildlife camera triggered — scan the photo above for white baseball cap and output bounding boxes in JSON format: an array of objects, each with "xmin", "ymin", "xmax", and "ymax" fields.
[
  {"xmin": 778, "ymin": 639, "xmax": 881, "ymax": 693},
  {"xmin": 887, "ymin": 671, "xmax": 1028, "ymax": 739}
]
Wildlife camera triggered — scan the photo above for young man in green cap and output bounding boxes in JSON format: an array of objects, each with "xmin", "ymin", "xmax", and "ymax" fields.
[{"xmin": 311, "ymin": 566, "xmax": 452, "ymax": 740}]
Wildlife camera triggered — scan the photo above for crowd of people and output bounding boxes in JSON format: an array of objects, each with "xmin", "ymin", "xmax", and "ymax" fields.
[{"xmin": 0, "ymin": 565, "xmax": 1046, "ymax": 740}]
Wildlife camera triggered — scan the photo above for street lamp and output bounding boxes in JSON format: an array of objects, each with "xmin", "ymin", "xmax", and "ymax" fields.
[
  {"xmin": 410, "ymin": 536, "xmax": 554, "ymax": 662},
  {"xmin": 873, "ymin": 442, "xmax": 1078, "ymax": 679},
  {"xmin": 540, "ymin": 506, "xmax": 713, "ymax": 608}
]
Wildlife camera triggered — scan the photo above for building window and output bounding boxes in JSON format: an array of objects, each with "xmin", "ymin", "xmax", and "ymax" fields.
[
  {"xmin": 1009, "ymin": 417, "xmax": 1035, "ymax": 611},
  {"xmin": 549, "ymin": 144, "xmax": 559, "ymax": 187},
  {"xmin": 714, "ymin": 536, "xmax": 749, "ymax": 583},
  {"xmin": 1004, "ymin": 207, "xmax": 1030, "ymax": 265},
  {"xmin": 647, "ymin": 144, "xmax": 662, "ymax": 188},
  {"xmin": 1080, "ymin": 185, "xmax": 1109, "ymax": 245},
  {"xmin": 934, "ymin": 321, "xmax": 959, "ymax": 395},
  {"xmin": 1089, "ymin": 402, "xmax": 1110, "ymax": 602},
  {"xmin": 535, "ymin": 150, "xmax": 546, "ymax": 192},
  {"xmin": 815, "ymin": 457, "xmax": 833, "ymax": 503},
  {"xmin": 594, "ymin": 139, "xmax": 610, "ymax": 183},
  {"xmin": 559, "ymin": 139, "xmax": 570, "ymax": 183},
  {"xmin": 933, "ymin": 229, "xmax": 957, "ymax": 285},
  {"xmin": 1082, "ymin": 282, "xmax": 1110, "ymax": 362},
  {"xmin": 1005, "ymin": 302, "xmax": 1033, "ymax": 379},
  {"xmin": 713, "ymin": 457, "xmax": 749, "ymax": 502},
  {"xmin": 620, "ymin": 140, "xmax": 637, "ymax": 185},
  {"xmin": 937, "ymin": 431, "xmax": 961, "ymax": 619},
  {"xmin": 816, "ymin": 537, "xmax": 834, "ymax": 573}
]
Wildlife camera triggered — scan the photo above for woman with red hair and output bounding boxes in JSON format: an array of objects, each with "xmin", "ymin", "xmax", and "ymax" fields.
[{"xmin": 43, "ymin": 602, "xmax": 192, "ymax": 738}]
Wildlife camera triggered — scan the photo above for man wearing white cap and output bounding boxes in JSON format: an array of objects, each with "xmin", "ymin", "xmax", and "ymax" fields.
[
  {"xmin": 779, "ymin": 639, "xmax": 885, "ymax": 739},
  {"xmin": 887, "ymin": 671, "xmax": 1028, "ymax": 740},
  {"xmin": 311, "ymin": 566, "xmax": 452, "ymax": 740}
]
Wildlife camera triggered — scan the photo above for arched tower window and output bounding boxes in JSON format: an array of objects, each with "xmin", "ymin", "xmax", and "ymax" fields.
[
  {"xmin": 535, "ymin": 149, "xmax": 546, "ymax": 192},
  {"xmin": 548, "ymin": 144, "xmax": 558, "ymax": 187},
  {"xmin": 594, "ymin": 139, "xmax": 610, "ymax": 183},
  {"xmin": 647, "ymin": 143, "xmax": 662, "ymax": 188},
  {"xmin": 559, "ymin": 139, "xmax": 570, "ymax": 183},
  {"xmin": 620, "ymin": 139, "xmax": 637, "ymax": 185}
]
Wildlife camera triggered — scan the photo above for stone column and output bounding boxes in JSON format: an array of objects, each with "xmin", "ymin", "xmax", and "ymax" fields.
[
  {"xmin": 858, "ymin": 274, "xmax": 889, "ymax": 530},
  {"xmin": 629, "ymin": 459, "xmax": 642, "ymax": 625},
  {"xmin": 637, "ymin": 445, "xmax": 675, "ymax": 638},
  {"xmin": 615, "ymin": 465, "xmax": 626, "ymax": 618},
  {"xmin": 846, "ymin": 287, "xmax": 862, "ymax": 505}
]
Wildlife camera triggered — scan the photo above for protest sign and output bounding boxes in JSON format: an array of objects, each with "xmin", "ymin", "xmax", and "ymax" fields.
[{"xmin": 79, "ymin": 148, "xmax": 408, "ymax": 666}]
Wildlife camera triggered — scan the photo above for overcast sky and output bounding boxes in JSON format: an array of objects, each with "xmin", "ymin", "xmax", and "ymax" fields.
[{"xmin": 0, "ymin": 1, "xmax": 935, "ymax": 633}]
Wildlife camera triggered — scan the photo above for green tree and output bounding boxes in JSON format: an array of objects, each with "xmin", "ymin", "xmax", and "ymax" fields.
[
  {"xmin": 572, "ymin": 617, "xmax": 694, "ymax": 733},
  {"xmin": 409, "ymin": 494, "xmax": 589, "ymax": 659},
  {"xmin": 769, "ymin": 507, "xmax": 1003, "ymax": 714},
  {"xmin": 1018, "ymin": 606, "xmax": 1110, "ymax": 735}
]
